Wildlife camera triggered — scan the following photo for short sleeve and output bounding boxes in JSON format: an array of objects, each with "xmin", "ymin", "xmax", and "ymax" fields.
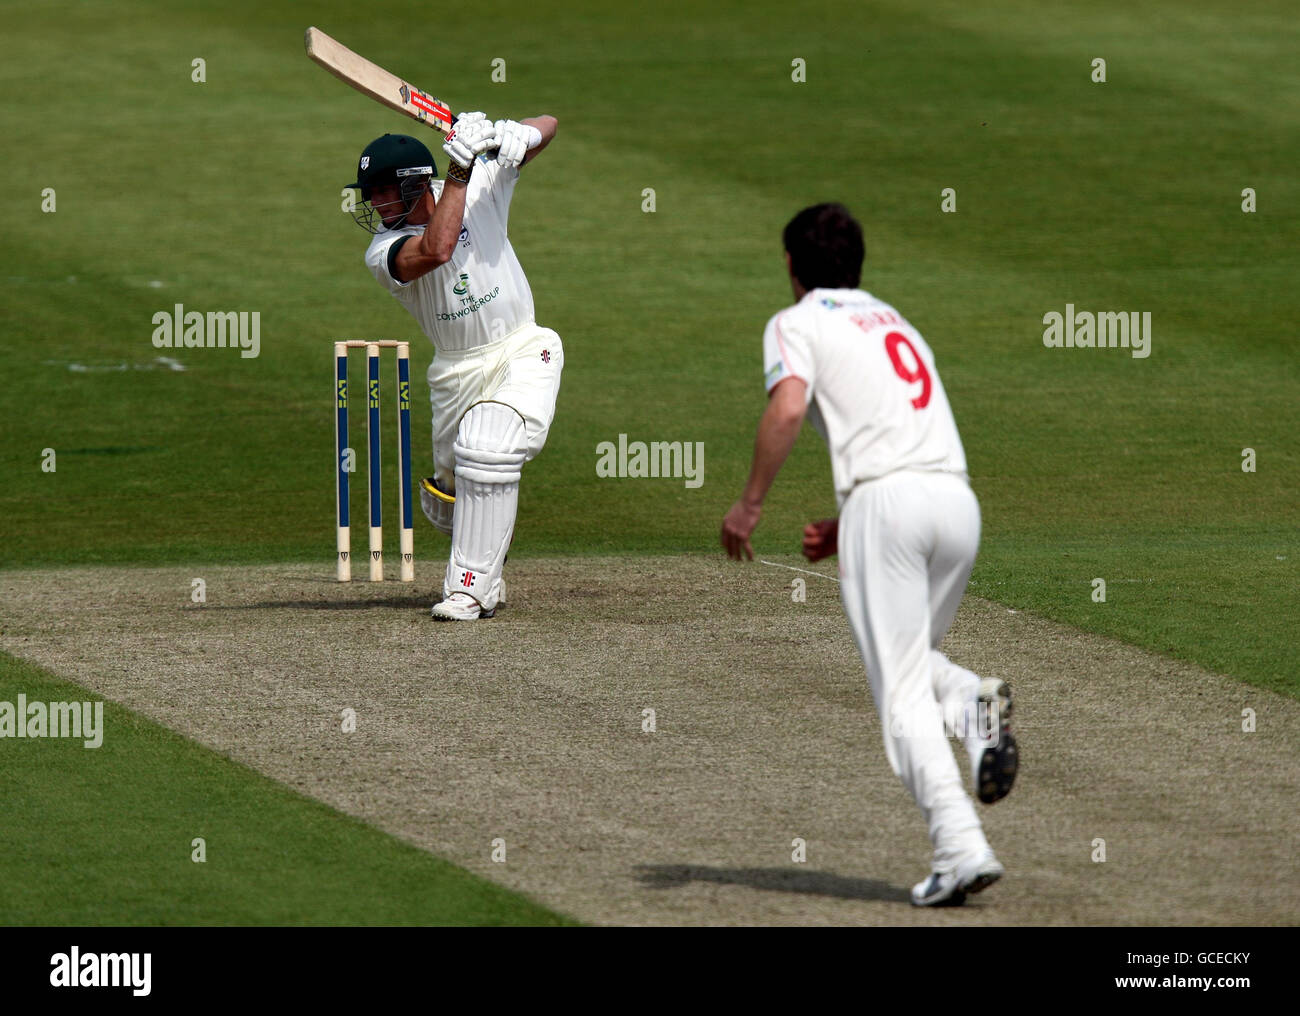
[
  {"xmin": 762, "ymin": 310, "xmax": 815, "ymax": 398},
  {"xmin": 472, "ymin": 155, "xmax": 519, "ymax": 227},
  {"xmin": 365, "ymin": 231, "xmax": 416, "ymax": 295}
]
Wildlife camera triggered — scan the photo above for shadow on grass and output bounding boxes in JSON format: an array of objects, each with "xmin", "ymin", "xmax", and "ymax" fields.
[{"xmin": 195, "ymin": 596, "xmax": 433, "ymax": 611}]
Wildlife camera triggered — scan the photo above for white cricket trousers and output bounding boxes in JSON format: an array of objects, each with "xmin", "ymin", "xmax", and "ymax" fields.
[
  {"xmin": 838, "ymin": 468, "xmax": 992, "ymax": 873},
  {"xmin": 426, "ymin": 323, "xmax": 564, "ymax": 490}
]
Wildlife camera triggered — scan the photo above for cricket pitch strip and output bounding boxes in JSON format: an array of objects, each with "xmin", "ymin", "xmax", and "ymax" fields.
[{"xmin": 2, "ymin": 556, "xmax": 1296, "ymax": 926}]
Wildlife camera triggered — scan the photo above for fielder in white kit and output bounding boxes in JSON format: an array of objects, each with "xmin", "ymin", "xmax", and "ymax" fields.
[
  {"xmin": 721, "ymin": 203, "xmax": 1019, "ymax": 906},
  {"xmin": 347, "ymin": 113, "xmax": 563, "ymax": 620}
]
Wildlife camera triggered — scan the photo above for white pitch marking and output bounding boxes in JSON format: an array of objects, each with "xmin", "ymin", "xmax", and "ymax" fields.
[
  {"xmin": 759, "ymin": 560, "xmax": 840, "ymax": 583},
  {"xmin": 46, "ymin": 357, "xmax": 187, "ymax": 372}
]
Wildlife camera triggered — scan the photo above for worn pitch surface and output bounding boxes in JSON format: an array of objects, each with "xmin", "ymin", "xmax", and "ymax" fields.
[{"xmin": 2, "ymin": 556, "xmax": 1294, "ymax": 925}]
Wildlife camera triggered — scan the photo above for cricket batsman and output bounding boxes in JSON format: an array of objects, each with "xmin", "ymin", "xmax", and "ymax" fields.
[
  {"xmin": 345, "ymin": 114, "xmax": 562, "ymax": 620},
  {"xmin": 720, "ymin": 204, "xmax": 1019, "ymax": 906}
]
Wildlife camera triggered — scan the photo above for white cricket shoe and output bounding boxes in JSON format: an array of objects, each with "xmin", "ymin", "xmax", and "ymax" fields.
[
  {"xmin": 431, "ymin": 592, "xmax": 495, "ymax": 621},
  {"xmin": 911, "ymin": 851, "xmax": 1005, "ymax": 907},
  {"xmin": 972, "ymin": 677, "xmax": 1018, "ymax": 804}
]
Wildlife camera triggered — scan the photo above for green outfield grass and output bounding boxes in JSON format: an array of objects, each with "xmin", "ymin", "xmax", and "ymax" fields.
[
  {"xmin": 0, "ymin": 651, "xmax": 576, "ymax": 925},
  {"xmin": 1, "ymin": 0, "xmax": 1295, "ymax": 707}
]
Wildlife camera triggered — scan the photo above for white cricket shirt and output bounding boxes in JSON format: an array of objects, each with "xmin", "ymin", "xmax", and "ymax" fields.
[
  {"xmin": 365, "ymin": 157, "xmax": 535, "ymax": 353},
  {"xmin": 762, "ymin": 288, "xmax": 968, "ymax": 508}
]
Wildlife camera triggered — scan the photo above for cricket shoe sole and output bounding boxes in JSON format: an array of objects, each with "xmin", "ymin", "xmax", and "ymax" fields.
[{"xmin": 975, "ymin": 677, "xmax": 1018, "ymax": 804}]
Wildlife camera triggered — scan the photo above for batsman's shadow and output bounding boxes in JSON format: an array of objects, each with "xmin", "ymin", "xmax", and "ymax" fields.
[
  {"xmin": 213, "ymin": 595, "xmax": 432, "ymax": 611},
  {"xmin": 635, "ymin": 864, "xmax": 909, "ymax": 903}
]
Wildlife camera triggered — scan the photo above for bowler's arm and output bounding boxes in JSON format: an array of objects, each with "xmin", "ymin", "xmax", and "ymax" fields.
[
  {"xmin": 739, "ymin": 378, "xmax": 808, "ymax": 507},
  {"xmin": 721, "ymin": 377, "xmax": 808, "ymax": 561}
]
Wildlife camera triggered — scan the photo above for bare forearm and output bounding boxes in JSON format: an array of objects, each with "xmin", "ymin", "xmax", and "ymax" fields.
[
  {"xmin": 420, "ymin": 178, "xmax": 468, "ymax": 260},
  {"xmin": 520, "ymin": 115, "xmax": 557, "ymax": 164},
  {"xmin": 722, "ymin": 379, "xmax": 807, "ymax": 561},
  {"xmin": 741, "ymin": 403, "xmax": 803, "ymax": 508}
]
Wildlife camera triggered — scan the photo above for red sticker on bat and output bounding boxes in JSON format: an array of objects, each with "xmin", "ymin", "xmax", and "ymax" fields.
[{"xmin": 408, "ymin": 88, "xmax": 452, "ymax": 126}]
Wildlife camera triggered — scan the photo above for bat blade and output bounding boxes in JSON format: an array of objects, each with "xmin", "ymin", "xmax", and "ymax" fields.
[{"xmin": 305, "ymin": 27, "xmax": 455, "ymax": 135}]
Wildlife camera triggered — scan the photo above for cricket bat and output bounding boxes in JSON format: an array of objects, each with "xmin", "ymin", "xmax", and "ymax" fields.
[{"xmin": 305, "ymin": 27, "xmax": 456, "ymax": 136}]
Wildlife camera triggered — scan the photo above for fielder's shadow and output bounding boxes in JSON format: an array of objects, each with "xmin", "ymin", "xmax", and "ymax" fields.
[{"xmin": 635, "ymin": 864, "xmax": 910, "ymax": 903}]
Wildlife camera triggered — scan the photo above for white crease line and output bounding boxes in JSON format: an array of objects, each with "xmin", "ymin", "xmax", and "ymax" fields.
[{"xmin": 759, "ymin": 560, "xmax": 840, "ymax": 583}]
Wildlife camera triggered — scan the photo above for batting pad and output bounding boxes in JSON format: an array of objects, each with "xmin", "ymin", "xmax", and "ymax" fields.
[{"xmin": 444, "ymin": 402, "xmax": 526, "ymax": 608}]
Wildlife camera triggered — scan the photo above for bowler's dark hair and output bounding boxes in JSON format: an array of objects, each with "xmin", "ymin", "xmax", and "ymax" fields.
[{"xmin": 782, "ymin": 203, "xmax": 864, "ymax": 290}]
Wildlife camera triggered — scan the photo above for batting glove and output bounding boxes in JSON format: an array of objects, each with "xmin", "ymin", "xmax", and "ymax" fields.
[
  {"xmin": 493, "ymin": 119, "xmax": 536, "ymax": 169},
  {"xmin": 443, "ymin": 112, "xmax": 497, "ymax": 169}
]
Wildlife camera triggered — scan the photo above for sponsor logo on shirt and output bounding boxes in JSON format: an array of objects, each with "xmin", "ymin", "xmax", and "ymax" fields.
[
  {"xmin": 436, "ymin": 286, "xmax": 501, "ymax": 322},
  {"xmin": 765, "ymin": 361, "xmax": 785, "ymax": 386}
]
